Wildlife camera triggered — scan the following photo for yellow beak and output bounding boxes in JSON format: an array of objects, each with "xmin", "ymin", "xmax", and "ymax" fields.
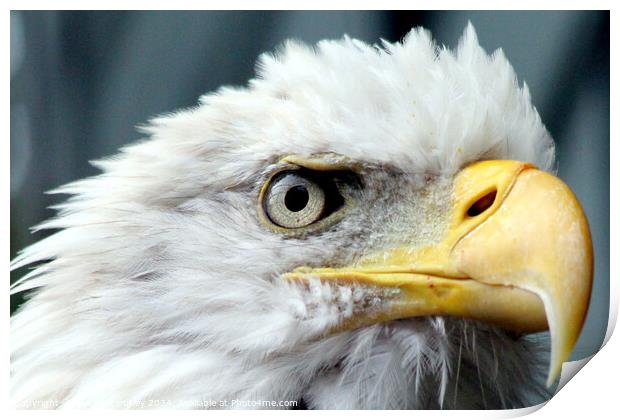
[{"xmin": 284, "ymin": 160, "xmax": 593, "ymax": 386}]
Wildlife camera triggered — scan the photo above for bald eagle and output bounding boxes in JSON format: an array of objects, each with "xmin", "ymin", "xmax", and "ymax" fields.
[{"xmin": 11, "ymin": 24, "xmax": 593, "ymax": 409}]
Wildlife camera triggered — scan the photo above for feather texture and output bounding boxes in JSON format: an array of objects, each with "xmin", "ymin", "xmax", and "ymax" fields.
[{"xmin": 11, "ymin": 24, "xmax": 554, "ymax": 409}]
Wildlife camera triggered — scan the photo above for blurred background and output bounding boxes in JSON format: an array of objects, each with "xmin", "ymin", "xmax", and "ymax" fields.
[{"xmin": 10, "ymin": 11, "xmax": 609, "ymax": 362}]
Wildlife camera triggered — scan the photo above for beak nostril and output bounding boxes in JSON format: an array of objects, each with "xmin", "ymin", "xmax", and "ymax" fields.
[{"xmin": 467, "ymin": 190, "xmax": 497, "ymax": 217}]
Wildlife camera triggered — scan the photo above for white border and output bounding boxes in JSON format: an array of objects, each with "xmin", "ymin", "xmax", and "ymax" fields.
[
  {"xmin": 4, "ymin": 2, "xmax": 616, "ymax": 418},
  {"xmin": 0, "ymin": 0, "xmax": 617, "ymax": 11}
]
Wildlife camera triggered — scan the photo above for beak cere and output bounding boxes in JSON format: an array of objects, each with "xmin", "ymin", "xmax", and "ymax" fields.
[{"xmin": 284, "ymin": 160, "xmax": 593, "ymax": 387}]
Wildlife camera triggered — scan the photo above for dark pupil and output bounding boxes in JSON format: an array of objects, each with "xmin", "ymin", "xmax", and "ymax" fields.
[{"xmin": 284, "ymin": 185, "xmax": 309, "ymax": 212}]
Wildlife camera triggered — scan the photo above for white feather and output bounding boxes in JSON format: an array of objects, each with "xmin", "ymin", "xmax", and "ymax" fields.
[{"xmin": 11, "ymin": 24, "xmax": 554, "ymax": 409}]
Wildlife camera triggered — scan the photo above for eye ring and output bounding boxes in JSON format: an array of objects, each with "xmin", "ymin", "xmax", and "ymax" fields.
[
  {"xmin": 264, "ymin": 172, "xmax": 326, "ymax": 228},
  {"xmin": 259, "ymin": 166, "xmax": 360, "ymax": 235}
]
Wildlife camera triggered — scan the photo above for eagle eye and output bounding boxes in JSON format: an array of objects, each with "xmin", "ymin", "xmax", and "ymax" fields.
[{"xmin": 262, "ymin": 170, "xmax": 346, "ymax": 230}]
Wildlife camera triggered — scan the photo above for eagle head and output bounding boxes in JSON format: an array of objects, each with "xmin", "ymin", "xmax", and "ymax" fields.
[{"xmin": 11, "ymin": 24, "xmax": 593, "ymax": 409}]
